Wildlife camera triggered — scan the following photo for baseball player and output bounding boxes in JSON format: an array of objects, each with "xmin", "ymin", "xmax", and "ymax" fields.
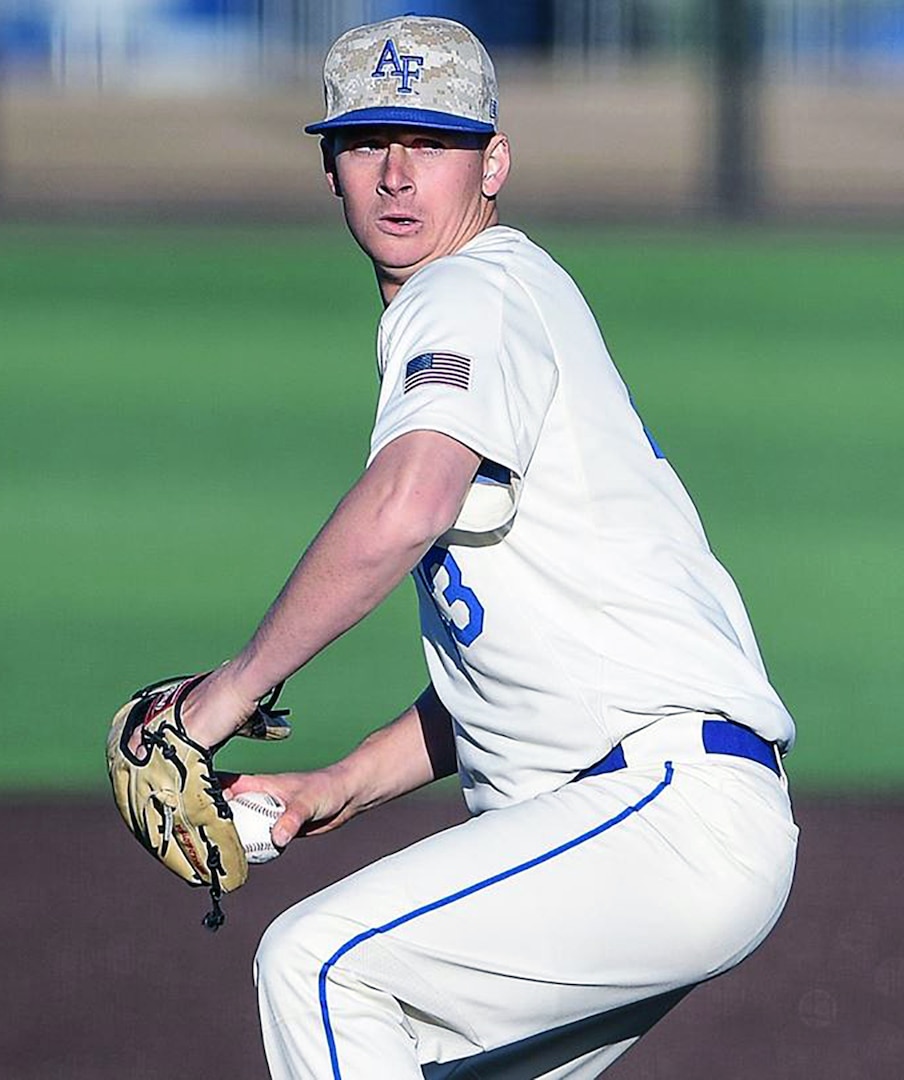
[{"xmin": 175, "ymin": 15, "xmax": 799, "ymax": 1079}]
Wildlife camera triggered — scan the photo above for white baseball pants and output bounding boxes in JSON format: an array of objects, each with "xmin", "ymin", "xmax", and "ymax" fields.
[{"xmin": 255, "ymin": 716, "xmax": 798, "ymax": 1079}]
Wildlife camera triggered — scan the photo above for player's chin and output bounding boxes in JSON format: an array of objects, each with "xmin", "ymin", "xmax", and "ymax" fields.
[
  {"xmin": 369, "ymin": 240, "xmax": 436, "ymax": 279},
  {"xmin": 368, "ymin": 234, "xmax": 430, "ymax": 270}
]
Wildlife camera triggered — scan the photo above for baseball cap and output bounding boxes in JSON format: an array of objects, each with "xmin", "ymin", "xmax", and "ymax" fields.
[{"xmin": 304, "ymin": 15, "xmax": 498, "ymax": 136}]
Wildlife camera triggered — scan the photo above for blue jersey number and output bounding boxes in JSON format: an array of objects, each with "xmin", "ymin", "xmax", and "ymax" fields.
[{"xmin": 418, "ymin": 546, "xmax": 484, "ymax": 647}]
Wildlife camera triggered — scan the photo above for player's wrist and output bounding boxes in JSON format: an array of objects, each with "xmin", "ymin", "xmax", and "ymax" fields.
[
  {"xmin": 181, "ymin": 664, "xmax": 257, "ymax": 749},
  {"xmin": 319, "ymin": 757, "xmax": 361, "ymax": 817},
  {"xmin": 330, "ymin": 717, "xmax": 433, "ymax": 816}
]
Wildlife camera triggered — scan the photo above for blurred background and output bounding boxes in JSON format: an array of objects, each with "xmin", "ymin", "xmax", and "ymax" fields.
[
  {"xmin": 3, "ymin": 0, "xmax": 898, "ymax": 794},
  {"xmin": 1, "ymin": 0, "xmax": 901, "ymax": 788},
  {"xmin": 2, "ymin": 0, "xmax": 902, "ymax": 792},
  {"xmin": 1, "ymin": 0, "xmax": 903, "ymax": 218},
  {"xmin": 1, "ymin": 5, "xmax": 902, "ymax": 1077}
]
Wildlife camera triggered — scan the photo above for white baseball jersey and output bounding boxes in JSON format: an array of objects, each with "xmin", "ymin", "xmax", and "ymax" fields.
[
  {"xmin": 369, "ymin": 225, "xmax": 795, "ymax": 813},
  {"xmin": 258, "ymin": 224, "xmax": 799, "ymax": 1080}
]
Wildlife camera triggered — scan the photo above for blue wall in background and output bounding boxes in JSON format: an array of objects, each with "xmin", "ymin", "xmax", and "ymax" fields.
[{"xmin": 3, "ymin": 2, "xmax": 903, "ymax": 73}]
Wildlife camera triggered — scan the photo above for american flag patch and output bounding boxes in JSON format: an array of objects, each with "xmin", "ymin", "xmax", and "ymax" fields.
[{"xmin": 404, "ymin": 352, "xmax": 471, "ymax": 394}]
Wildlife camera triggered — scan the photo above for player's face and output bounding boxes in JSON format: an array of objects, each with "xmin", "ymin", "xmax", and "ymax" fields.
[{"xmin": 324, "ymin": 126, "xmax": 510, "ymax": 301}]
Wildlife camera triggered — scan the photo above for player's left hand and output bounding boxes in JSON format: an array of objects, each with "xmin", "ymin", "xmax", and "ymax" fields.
[{"xmin": 123, "ymin": 661, "xmax": 289, "ymax": 757}]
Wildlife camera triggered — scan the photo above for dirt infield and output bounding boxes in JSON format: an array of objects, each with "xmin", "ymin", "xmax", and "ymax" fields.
[{"xmin": 3, "ymin": 794, "xmax": 901, "ymax": 1079}]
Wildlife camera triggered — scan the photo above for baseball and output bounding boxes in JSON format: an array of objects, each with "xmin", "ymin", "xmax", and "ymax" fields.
[{"xmin": 229, "ymin": 791, "xmax": 285, "ymax": 864}]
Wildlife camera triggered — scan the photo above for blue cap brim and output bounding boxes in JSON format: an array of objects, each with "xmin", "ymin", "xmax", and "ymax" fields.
[{"xmin": 304, "ymin": 106, "xmax": 495, "ymax": 136}]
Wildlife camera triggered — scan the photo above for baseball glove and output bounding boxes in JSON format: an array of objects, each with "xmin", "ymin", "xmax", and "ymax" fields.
[{"xmin": 106, "ymin": 671, "xmax": 291, "ymax": 930}]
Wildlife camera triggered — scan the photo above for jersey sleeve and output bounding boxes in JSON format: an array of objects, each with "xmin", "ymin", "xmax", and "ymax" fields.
[{"xmin": 368, "ymin": 256, "xmax": 558, "ymax": 479}]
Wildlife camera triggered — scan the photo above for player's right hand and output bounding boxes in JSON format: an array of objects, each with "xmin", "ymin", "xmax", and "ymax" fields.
[{"xmin": 222, "ymin": 767, "xmax": 355, "ymax": 846}]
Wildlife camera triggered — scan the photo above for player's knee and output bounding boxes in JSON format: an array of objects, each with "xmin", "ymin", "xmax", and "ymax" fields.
[{"xmin": 254, "ymin": 901, "xmax": 348, "ymax": 1003}]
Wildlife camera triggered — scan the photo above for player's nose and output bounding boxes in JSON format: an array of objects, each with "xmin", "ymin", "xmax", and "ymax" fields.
[{"xmin": 377, "ymin": 143, "xmax": 415, "ymax": 196}]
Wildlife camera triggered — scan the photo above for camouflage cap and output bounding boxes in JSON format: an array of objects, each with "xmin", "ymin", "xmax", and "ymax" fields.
[{"xmin": 305, "ymin": 15, "xmax": 498, "ymax": 136}]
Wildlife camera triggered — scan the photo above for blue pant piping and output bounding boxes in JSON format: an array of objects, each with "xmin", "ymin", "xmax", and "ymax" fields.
[{"xmin": 318, "ymin": 761, "xmax": 675, "ymax": 1079}]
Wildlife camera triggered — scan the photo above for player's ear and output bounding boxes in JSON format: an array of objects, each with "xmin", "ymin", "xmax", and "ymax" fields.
[
  {"xmin": 481, "ymin": 134, "xmax": 511, "ymax": 199},
  {"xmin": 321, "ymin": 138, "xmax": 343, "ymax": 198}
]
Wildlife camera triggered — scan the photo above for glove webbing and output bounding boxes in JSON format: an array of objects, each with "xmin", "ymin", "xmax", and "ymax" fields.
[{"xmin": 142, "ymin": 721, "xmax": 233, "ymax": 931}]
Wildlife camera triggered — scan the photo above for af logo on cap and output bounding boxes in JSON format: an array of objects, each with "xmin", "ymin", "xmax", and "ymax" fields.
[
  {"xmin": 304, "ymin": 15, "xmax": 499, "ymax": 136},
  {"xmin": 371, "ymin": 38, "xmax": 424, "ymax": 95}
]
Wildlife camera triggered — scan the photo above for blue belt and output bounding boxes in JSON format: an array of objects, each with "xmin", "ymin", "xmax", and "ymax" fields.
[{"xmin": 575, "ymin": 719, "xmax": 781, "ymax": 780}]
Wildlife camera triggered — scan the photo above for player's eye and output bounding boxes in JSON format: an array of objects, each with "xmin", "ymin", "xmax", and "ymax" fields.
[{"xmin": 342, "ymin": 134, "xmax": 387, "ymax": 153}]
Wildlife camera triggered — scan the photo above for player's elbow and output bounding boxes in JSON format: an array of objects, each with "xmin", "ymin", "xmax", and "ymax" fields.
[
  {"xmin": 362, "ymin": 432, "xmax": 478, "ymax": 556},
  {"xmin": 372, "ymin": 487, "xmax": 460, "ymax": 556}
]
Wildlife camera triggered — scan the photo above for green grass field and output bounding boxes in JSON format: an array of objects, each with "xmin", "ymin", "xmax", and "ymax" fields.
[{"xmin": 1, "ymin": 223, "xmax": 900, "ymax": 793}]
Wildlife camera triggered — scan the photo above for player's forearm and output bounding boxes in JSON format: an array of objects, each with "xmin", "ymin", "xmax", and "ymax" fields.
[
  {"xmin": 185, "ymin": 493, "xmax": 430, "ymax": 746},
  {"xmin": 183, "ymin": 432, "xmax": 478, "ymax": 747},
  {"xmin": 223, "ymin": 685, "xmax": 456, "ymax": 844},
  {"xmin": 324, "ymin": 685, "xmax": 457, "ymax": 824},
  {"xmin": 233, "ymin": 437, "xmax": 476, "ymax": 701}
]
